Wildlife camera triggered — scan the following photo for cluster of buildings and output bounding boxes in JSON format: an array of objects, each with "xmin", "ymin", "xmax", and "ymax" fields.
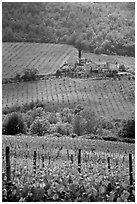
[{"xmin": 56, "ymin": 54, "xmax": 135, "ymax": 80}]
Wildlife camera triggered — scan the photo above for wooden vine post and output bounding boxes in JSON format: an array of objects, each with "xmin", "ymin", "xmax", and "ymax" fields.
[
  {"xmin": 129, "ymin": 153, "xmax": 133, "ymax": 186},
  {"xmin": 48, "ymin": 152, "xmax": 51, "ymax": 165},
  {"xmin": 6, "ymin": 146, "xmax": 12, "ymax": 201},
  {"xmin": 42, "ymin": 156, "xmax": 44, "ymax": 168},
  {"xmin": 42, "ymin": 145, "xmax": 44, "ymax": 168},
  {"xmin": 26, "ymin": 143, "xmax": 28, "ymax": 160},
  {"xmin": 33, "ymin": 151, "xmax": 37, "ymax": 173},
  {"xmin": 78, "ymin": 149, "xmax": 81, "ymax": 173},
  {"xmin": 70, "ymin": 154, "xmax": 73, "ymax": 164},
  {"xmin": 107, "ymin": 156, "xmax": 111, "ymax": 172},
  {"xmin": 67, "ymin": 149, "xmax": 70, "ymax": 159}
]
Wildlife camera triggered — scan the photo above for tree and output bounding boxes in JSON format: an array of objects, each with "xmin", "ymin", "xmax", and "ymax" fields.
[
  {"xmin": 2, "ymin": 2, "xmax": 135, "ymax": 57},
  {"xmin": 80, "ymin": 108, "xmax": 98, "ymax": 134},
  {"xmin": 2, "ymin": 27, "xmax": 15, "ymax": 41},
  {"xmin": 72, "ymin": 113, "xmax": 87, "ymax": 136},
  {"xmin": 2, "ymin": 112, "xmax": 26, "ymax": 135},
  {"xmin": 118, "ymin": 118, "xmax": 135, "ymax": 139},
  {"xmin": 22, "ymin": 68, "xmax": 38, "ymax": 81},
  {"xmin": 119, "ymin": 64, "xmax": 126, "ymax": 72}
]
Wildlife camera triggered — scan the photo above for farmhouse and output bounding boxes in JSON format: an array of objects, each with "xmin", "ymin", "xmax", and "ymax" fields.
[
  {"xmin": 85, "ymin": 61, "xmax": 109, "ymax": 74},
  {"xmin": 84, "ymin": 61, "xmax": 96, "ymax": 74},
  {"xmin": 96, "ymin": 62, "xmax": 108, "ymax": 70},
  {"xmin": 108, "ymin": 63, "xmax": 119, "ymax": 71}
]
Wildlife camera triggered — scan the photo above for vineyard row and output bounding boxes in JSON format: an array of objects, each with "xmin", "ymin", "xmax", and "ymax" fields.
[{"xmin": 2, "ymin": 78, "xmax": 135, "ymax": 119}]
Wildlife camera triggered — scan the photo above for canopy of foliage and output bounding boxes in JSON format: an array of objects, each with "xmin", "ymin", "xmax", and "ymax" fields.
[{"xmin": 2, "ymin": 2, "xmax": 135, "ymax": 56}]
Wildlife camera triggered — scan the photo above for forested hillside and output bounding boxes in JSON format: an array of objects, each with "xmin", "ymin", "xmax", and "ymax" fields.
[{"xmin": 2, "ymin": 2, "xmax": 135, "ymax": 56}]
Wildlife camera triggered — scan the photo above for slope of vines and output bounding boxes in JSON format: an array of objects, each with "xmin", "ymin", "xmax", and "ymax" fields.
[
  {"xmin": 2, "ymin": 43, "xmax": 77, "ymax": 79},
  {"xmin": 2, "ymin": 77, "xmax": 135, "ymax": 120}
]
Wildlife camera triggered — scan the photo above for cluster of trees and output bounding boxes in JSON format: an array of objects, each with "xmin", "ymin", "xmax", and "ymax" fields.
[
  {"xmin": 2, "ymin": 103, "xmax": 135, "ymax": 143},
  {"xmin": 2, "ymin": 68, "xmax": 39, "ymax": 84},
  {"xmin": 2, "ymin": 2, "xmax": 135, "ymax": 56},
  {"xmin": 16, "ymin": 68, "xmax": 38, "ymax": 82}
]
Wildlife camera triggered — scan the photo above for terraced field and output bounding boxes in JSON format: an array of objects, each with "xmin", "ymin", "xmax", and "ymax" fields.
[
  {"xmin": 2, "ymin": 77, "xmax": 135, "ymax": 120},
  {"xmin": 2, "ymin": 43, "xmax": 77, "ymax": 79}
]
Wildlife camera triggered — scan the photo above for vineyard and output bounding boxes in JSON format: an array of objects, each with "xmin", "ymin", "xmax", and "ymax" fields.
[
  {"xmin": 2, "ymin": 135, "xmax": 135, "ymax": 202},
  {"xmin": 2, "ymin": 43, "xmax": 77, "ymax": 79},
  {"xmin": 2, "ymin": 77, "xmax": 135, "ymax": 119},
  {"xmin": 82, "ymin": 52, "xmax": 135, "ymax": 68},
  {"xmin": 2, "ymin": 77, "xmax": 135, "ymax": 202},
  {"xmin": 2, "ymin": 42, "xmax": 135, "ymax": 202}
]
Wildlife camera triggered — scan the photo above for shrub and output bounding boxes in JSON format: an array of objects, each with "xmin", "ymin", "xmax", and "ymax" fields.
[
  {"xmin": 88, "ymin": 134, "xmax": 103, "ymax": 140},
  {"xmin": 56, "ymin": 112, "xmax": 62, "ymax": 123},
  {"xmin": 72, "ymin": 113, "xmax": 87, "ymax": 136},
  {"xmin": 118, "ymin": 118, "xmax": 135, "ymax": 139},
  {"xmin": 80, "ymin": 108, "xmax": 99, "ymax": 134},
  {"xmin": 69, "ymin": 133, "xmax": 78, "ymax": 138},
  {"xmin": 54, "ymin": 122, "xmax": 73, "ymax": 136},
  {"xmin": 60, "ymin": 108, "xmax": 73, "ymax": 123},
  {"xmin": 2, "ymin": 106, "xmax": 10, "ymax": 115},
  {"xmin": 15, "ymin": 72, "xmax": 21, "ymax": 82},
  {"xmin": 22, "ymin": 112, "xmax": 33, "ymax": 129},
  {"xmin": 22, "ymin": 68, "xmax": 38, "ymax": 81},
  {"xmin": 74, "ymin": 104, "xmax": 84, "ymax": 115},
  {"xmin": 49, "ymin": 124, "xmax": 56, "ymax": 134},
  {"xmin": 2, "ymin": 112, "xmax": 26, "ymax": 135},
  {"xmin": 122, "ymin": 138, "xmax": 135, "ymax": 143},
  {"xmin": 31, "ymin": 107, "xmax": 44, "ymax": 120},
  {"xmin": 102, "ymin": 135, "xmax": 119, "ymax": 142},
  {"xmin": 65, "ymin": 122, "xmax": 73, "ymax": 135},
  {"xmin": 52, "ymin": 132, "xmax": 62, "ymax": 137},
  {"xmin": 29, "ymin": 118, "xmax": 50, "ymax": 136},
  {"xmin": 55, "ymin": 122, "xmax": 67, "ymax": 135},
  {"xmin": 47, "ymin": 112, "xmax": 58, "ymax": 124},
  {"xmin": 119, "ymin": 64, "xmax": 126, "ymax": 72},
  {"xmin": 96, "ymin": 128, "xmax": 115, "ymax": 138},
  {"xmin": 22, "ymin": 107, "xmax": 45, "ymax": 129},
  {"xmin": 2, "ymin": 114, "xmax": 6, "ymax": 122},
  {"xmin": 98, "ymin": 117, "xmax": 113, "ymax": 130}
]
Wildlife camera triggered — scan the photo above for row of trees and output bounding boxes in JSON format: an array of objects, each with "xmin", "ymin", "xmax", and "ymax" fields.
[
  {"xmin": 2, "ymin": 2, "xmax": 135, "ymax": 56},
  {"xmin": 2, "ymin": 104, "xmax": 135, "ymax": 142}
]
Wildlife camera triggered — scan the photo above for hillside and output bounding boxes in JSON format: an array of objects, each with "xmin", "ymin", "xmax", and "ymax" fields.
[
  {"xmin": 2, "ymin": 77, "xmax": 135, "ymax": 120},
  {"xmin": 2, "ymin": 43, "xmax": 77, "ymax": 79},
  {"xmin": 2, "ymin": 2, "xmax": 135, "ymax": 57},
  {"xmin": 2, "ymin": 42, "xmax": 135, "ymax": 80}
]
